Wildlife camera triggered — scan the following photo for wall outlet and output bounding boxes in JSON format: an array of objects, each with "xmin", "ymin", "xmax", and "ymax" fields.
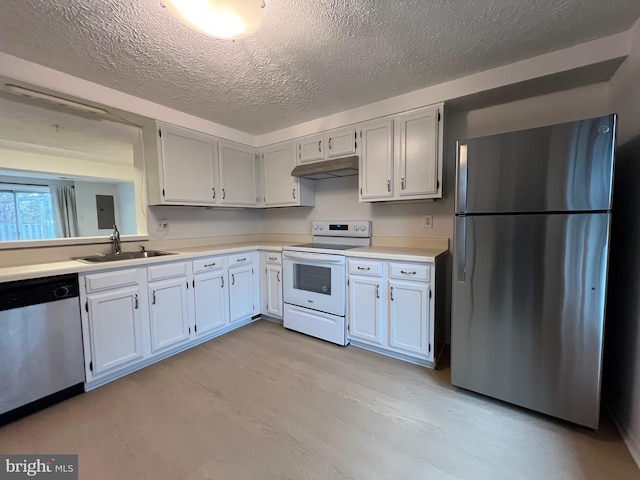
[
  {"xmin": 423, "ymin": 215, "xmax": 433, "ymax": 229},
  {"xmin": 157, "ymin": 219, "xmax": 169, "ymax": 232}
]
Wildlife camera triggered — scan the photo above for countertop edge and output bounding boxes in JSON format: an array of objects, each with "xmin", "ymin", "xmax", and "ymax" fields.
[{"xmin": 0, "ymin": 243, "xmax": 448, "ymax": 283}]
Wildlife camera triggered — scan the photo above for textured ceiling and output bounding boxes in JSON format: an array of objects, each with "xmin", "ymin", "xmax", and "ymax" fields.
[{"xmin": 0, "ymin": 0, "xmax": 639, "ymax": 135}]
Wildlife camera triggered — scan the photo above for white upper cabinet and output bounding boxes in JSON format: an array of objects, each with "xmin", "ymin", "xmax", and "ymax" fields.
[
  {"xmin": 142, "ymin": 121, "xmax": 260, "ymax": 207},
  {"xmin": 262, "ymin": 142, "xmax": 315, "ymax": 207},
  {"xmin": 296, "ymin": 127, "xmax": 357, "ymax": 164},
  {"xmin": 359, "ymin": 120, "xmax": 394, "ymax": 200},
  {"xmin": 396, "ymin": 106, "xmax": 441, "ymax": 199},
  {"xmin": 218, "ymin": 140, "xmax": 259, "ymax": 207},
  {"xmin": 297, "ymin": 135, "xmax": 324, "ymax": 163},
  {"xmin": 325, "ymin": 127, "xmax": 357, "ymax": 158},
  {"xmin": 144, "ymin": 122, "xmax": 217, "ymax": 206},
  {"xmin": 359, "ymin": 103, "xmax": 443, "ymax": 202}
]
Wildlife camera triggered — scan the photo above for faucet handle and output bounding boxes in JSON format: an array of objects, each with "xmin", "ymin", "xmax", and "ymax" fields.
[{"xmin": 139, "ymin": 245, "xmax": 147, "ymax": 253}]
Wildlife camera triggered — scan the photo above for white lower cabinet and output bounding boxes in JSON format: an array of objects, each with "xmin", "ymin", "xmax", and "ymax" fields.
[
  {"xmin": 347, "ymin": 266, "xmax": 384, "ymax": 346},
  {"xmin": 193, "ymin": 271, "xmax": 228, "ymax": 336},
  {"xmin": 228, "ymin": 252, "xmax": 259, "ymax": 323},
  {"xmin": 81, "ymin": 269, "xmax": 146, "ymax": 381},
  {"xmin": 80, "ymin": 250, "xmax": 262, "ymax": 389},
  {"xmin": 260, "ymin": 250, "xmax": 283, "ymax": 320},
  {"xmin": 148, "ymin": 278, "xmax": 191, "ymax": 353},
  {"xmin": 347, "ymin": 258, "xmax": 436, "ymax": 367},
  {"xmin": 265, "ymin": 264, "xmax": 283, "ymax": 318},
  {"xmin": 388, "ymin": 279, "xmax": 430, "ymax": 357}
]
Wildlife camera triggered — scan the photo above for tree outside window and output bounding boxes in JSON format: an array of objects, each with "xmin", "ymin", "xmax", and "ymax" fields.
[{"xmin": 0, "ymin": 185, "xmax": 55, "ymax": 241}]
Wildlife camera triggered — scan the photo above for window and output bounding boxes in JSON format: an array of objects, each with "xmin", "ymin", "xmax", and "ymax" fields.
[{"xmin": 0, "ymin": 184, "xmax": 55, "ymax": 241}]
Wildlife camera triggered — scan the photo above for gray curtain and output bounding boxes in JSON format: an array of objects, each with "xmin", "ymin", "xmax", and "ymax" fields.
[{"xmin": 52, "ymin": 185, "xmax": 79, "ymax": 238}]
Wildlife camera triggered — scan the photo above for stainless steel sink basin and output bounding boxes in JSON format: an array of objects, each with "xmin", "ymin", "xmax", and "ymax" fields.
[{"xmin": 74, "ymin": 250, "xmax": 177, "ymax": 263}]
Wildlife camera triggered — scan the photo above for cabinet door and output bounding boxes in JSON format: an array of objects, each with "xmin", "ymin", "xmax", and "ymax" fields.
[
  {"xmin": 325, "ymin": 128, "xmax": 356, "ymax": 157},
  {"xmin": 86, "ymin": 286, "xmax": 144, "ymax": 376},
  {"xmin": 194, "ymin": 271, "xmax": 228, "ymax": 336},
  {"xmin": 218, "ymin": 141, "xmax": 258, "ymax": 206},
  {"xmin": 148, "ymin": 278, "xmax": 190, "ymax": 353},
  {"xmin": 359, "ymin": 120, "xmax": 394, "ymax": 200},
  {"xmin": 388, "ymin": 280, "xmax": 431, "ymax": 358},
  {"xmin": 159, "ymin": 124, "xmax": 217, "ymax": 204},
  {"xmin": 348, "ymin": 276, "xmax": 383, "ymax": 345},
  {"xmin": 266, "ymin": 264, "xmax": 283, "ymax": 318},
  {"xmin": 397, "ymin": 107, "xmax": 440, "ymax": 198},
  {"xmin": 229, "ymin": 264, "xmax": 255, "ymax": 323},
  {"xmin": 263, "ymin": 143, "xmax": 299, "ymax": 206},
  {"xmin": 297, "ymin": 135, "xmax": 324, "ymax": 163}
]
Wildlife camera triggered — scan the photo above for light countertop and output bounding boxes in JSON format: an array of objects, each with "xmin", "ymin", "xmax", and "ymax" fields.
[
  {"xmin": 347, "ymin": 246, "xmax": 448, "ymax": 263},
  {"xmin": 0, "ymin": 241, "xmax": 448, "ymax": 283}
]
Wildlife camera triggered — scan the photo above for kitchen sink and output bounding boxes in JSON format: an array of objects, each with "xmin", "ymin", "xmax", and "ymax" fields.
[{"xmin": 74, "ymin": 250, "xmax": 177, "ymax": 263}]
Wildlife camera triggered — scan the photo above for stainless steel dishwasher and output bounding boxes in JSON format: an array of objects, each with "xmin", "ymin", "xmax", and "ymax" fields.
[{"xmin": 0, "ymin": 273, "xmax": 85, "ymax": 425}]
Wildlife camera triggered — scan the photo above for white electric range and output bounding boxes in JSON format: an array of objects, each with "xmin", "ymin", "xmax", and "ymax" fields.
[{"xmin": 282, "ymin": 220, "xmax": 372, "ymax": 345}]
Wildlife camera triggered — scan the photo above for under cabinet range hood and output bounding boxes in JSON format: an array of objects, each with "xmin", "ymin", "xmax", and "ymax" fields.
[{"xmin": 291, "ymin": 156, "xmax": 359, "ymax": 180}]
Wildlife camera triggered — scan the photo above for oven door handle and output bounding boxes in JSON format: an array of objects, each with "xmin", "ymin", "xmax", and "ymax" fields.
[{"xmin": 283, "ymin": 251, "xmax": 345, "ymax": 264}]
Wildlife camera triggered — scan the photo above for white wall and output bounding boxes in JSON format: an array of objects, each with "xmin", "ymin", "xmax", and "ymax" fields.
[
  {"xmin": 146, "ymin": 205, "xmax": 262, "ymax": 241},
  {"xmin": 74, "ymin": 180, "xmax": 137, "ymax": 237},
  {"xmin": 605, "ymin": 16, "xmax": 640, "ymax": 467}
]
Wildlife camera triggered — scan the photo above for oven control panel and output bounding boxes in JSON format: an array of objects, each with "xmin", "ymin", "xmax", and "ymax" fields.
[{"xmin": 312, "ymin": 221, "xmax": 371, "ymax": 237}]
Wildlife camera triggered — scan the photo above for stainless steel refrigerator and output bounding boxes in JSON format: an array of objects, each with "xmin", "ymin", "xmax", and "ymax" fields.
[{"xmin": 452, "ymin": 114, "xmax": 616, "ymax": 429}]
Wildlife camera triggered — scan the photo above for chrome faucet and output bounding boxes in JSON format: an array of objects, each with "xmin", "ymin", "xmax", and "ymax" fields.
[{"xmin": 109, "ymin": 224, "xmax": 121, "ymax": 254}]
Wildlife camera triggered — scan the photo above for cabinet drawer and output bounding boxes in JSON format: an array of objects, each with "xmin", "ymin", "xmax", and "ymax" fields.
[
  {"xmin": 389, "ymin": 262, "xmax": 430, "ymax": 282},
  {"xmin": 193, "ymin": 256, "xmax": 224, "ymax": 273},
  {"xmin": 147, "ymin": 262, "xmax": 188, "ymax": 281},
  {"xmin": 228, "ymin": 252, "xmax": 252, "ymax": 267},
  {"xmin": 348, "ymin": 259, "xmax": 383, "ymax": 277},
  {"xmin": 265, "ymin": 252, "xmax": 282, "ymax": 265},
  {"xmin": 84, "ymin": 268, "xmax": 139, "ymax": 293}
]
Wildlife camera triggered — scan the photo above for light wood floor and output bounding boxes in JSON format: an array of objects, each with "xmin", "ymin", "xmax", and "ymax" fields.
[{"xmin": 1, "ymin": 320, "xmax": 638, "ymax": 479}]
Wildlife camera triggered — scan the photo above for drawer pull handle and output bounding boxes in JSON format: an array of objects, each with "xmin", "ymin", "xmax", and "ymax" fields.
[
  {"xmin": 357, "ymin": 266, "xmax": 370, "ymax": 271},
  {"xmin": 232, "ymin": 274, "xmax": 235, "ymax": 285},
  {"xmin": 268, "ymin": 256, "xmax": 278, "ymax": 261},
  {"xmin": 401, "ymin": 270, "xmax": 417, "ymax": 275},
  {"xmin": 204, "ymin": 263, "xmax": 216, "ymax": 268},
  {"xmin": 237, "ymin": 257, "xmax": 247, "ymax": 262},
  {"xmin": 152, "ymin": 290, "xmax": 156, "ymax": 305},
  {"xmin": 220, "ymin": 276, "xmax": 224, "ymax": 288},
  {"xmin": 376, "ymin": 284, "xmax": 379, "ymax": 299},
  {"xmin": 390, "ymin": 286, "xmax": 394, "ymax": 301},
  {"xmin": 134, "ymin": 294, "xmax": 139, "ymax": 309},
  {"xmin": 277, "ymin": 271, "xmax": 280, "ymax": 282}
]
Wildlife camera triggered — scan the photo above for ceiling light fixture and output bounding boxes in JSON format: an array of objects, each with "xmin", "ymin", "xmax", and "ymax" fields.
[
  {"xmin": 4, "ymin": 84, "xmax": 108, "ymax": 115},
  {"xmin": 162, "ymin": 0, "xmax": 265, "ymax": 40}
]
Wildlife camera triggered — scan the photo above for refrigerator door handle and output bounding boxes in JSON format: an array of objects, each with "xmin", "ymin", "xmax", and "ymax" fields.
[
  {"xmin": 456, "ymin": 216, "xmax": 466, "ymax": 283},
  {"xmin": 456, "ymin": 143, "xmax": 468, "ymax": 213}
]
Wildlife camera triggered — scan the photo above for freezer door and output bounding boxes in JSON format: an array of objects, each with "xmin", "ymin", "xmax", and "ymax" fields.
[
  {"xmin": 455, "ymin": 115, "xmax": 615, "ymax": 214},
  {"xmin": 452, "ymin": 212, "xmax": 610, "ymax": 428}
]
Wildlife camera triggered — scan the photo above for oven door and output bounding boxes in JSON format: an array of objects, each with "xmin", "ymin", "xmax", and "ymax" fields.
[{"xmin": 283, "ymin": 251, "xmax": 346, "ymax": 316}]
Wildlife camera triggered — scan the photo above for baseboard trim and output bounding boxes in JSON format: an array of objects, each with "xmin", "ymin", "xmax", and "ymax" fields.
[
  {"xmin": 606, "ymin": 402, "xmax": 640, "ymax": 469},
  {"xmin": 349, "ymin": 340, "xmax": 435, "ymax": 369}
]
